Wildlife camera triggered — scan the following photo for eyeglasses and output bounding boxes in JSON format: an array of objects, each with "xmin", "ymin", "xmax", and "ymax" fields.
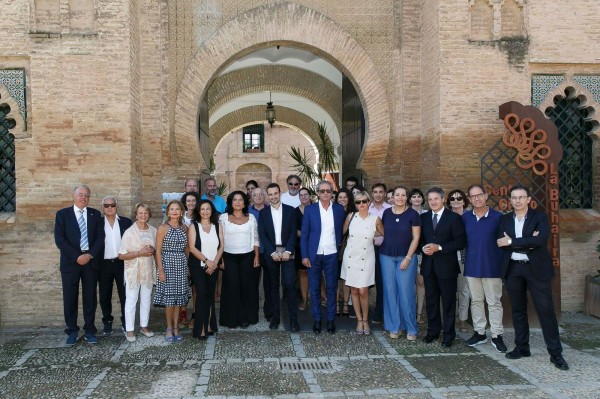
[
  {"xmin": 354, "ymin": 199, "xmax": 369, "ymax": 205},
  {"xmin": 318, "ymin": 189, "xmax": 332, "ymax": 194},
  {"xmin": 103, "ymin": 203, "xmax": 117, "ymax": 208},
  {"xmin": 450, "ymin": 196, "xmax": 463, "ymax": 201},
  {"xmin": 469, "ymin": 193, "xmax": 485, "ymax": 200},
  {"xmin": 75, "ymin": 193, "xmax": 90, "ymax": 198},
  {"xmin": 510, "ymin": 196, "xmax": 529, "ymax": 201},
  {"xmin": 288, "ymin": 182, "xmax": 300, "ymax": 187}
]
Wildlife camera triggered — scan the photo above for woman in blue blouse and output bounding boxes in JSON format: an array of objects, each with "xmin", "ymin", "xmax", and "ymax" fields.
[{"xmin": 380, "ymin": 186, "xmax": 422, "ymax": 340}]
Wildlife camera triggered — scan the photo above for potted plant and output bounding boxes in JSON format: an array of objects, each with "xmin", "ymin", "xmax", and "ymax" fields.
[{"xmin": 583, "ymin": 240, "xmax": 600, "ymax": 318}]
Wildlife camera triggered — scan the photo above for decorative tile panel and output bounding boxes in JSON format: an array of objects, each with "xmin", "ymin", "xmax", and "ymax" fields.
[
  {"xmin": 572, "ymin": 75, "xmax": 600, "ymax": 104},
  {"xmin": 531, "ymin": 74, "xmax": 564, "ymax": 107},
  {"xmin": 0, "ymin": 69, "xmax": 26, "ymax": 124}
]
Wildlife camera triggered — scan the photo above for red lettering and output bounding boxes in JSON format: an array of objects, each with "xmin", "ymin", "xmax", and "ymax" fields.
[
  {"xmin": 550, "ymin": 211, "xmax": 559, "ymax": 224},
  {"xmin": 549, "ymin": 174, "xmax": 558, "ymax": 185},
  {"xmin": 530, "ymin": 200, "xmax": 538, "ymax": 209},
  {"xmin": 551, "ymin": 224, "xmax": 559, "ymax": 234},
  {"xmin": 549, "ymin": 189, "xmax": 559, "ymax": 201},
  {"xmin": 484, "ymin": 184, "xmax": 493, "ymax": 195},
  {"xmin": 553, "ymin": 257, "xmax": 560, "ymax": 267}
]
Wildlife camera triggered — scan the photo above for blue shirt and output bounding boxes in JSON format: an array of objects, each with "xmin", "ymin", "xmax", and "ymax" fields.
[
  {"xmin": 380, "ymin": 207, "xmax": 421, "ymax": 257},
  {"xmin": 462, "ymin": 207, "xmax": 503, "ymax": 278},
  {"xmin": 201, "ymin": 194, "xmax": 226, "ymax": 214}
]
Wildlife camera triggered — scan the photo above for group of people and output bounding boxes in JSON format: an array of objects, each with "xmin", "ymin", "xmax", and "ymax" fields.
[{"xmin": 54, "ymin": 176, "xmax": 568, "ymax": 371}]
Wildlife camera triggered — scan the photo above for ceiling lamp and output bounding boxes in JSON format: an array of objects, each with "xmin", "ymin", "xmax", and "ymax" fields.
[{"xmin": 265, "ymin": 91, "xmax": 276, "ymax": 128}]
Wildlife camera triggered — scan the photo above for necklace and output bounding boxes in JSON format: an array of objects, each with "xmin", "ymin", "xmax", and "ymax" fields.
[{"xmin": 393, "ymin": 205, "xmax": 406, "ymax": 222}]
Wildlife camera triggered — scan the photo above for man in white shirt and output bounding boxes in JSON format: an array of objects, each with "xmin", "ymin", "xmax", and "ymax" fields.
[
  {"xmin": 369, "ymin": 183, "xmax": 391, "ymax": 323},
  {"xmin": 280, "ymin": 174, "xmax": 302, "ymax": 208},
  {"xmin": 258, "ymin": 183, "xmax": 299, "ymax": 332},
  {"xmin": 99, "ymin": 196, "xmax": 132, "ymax": 335}
]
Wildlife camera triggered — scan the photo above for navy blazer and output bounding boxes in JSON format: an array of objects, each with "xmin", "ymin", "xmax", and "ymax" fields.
[
  {"xmin": 300, "ymin": 202, "xmax": 346, "ymax": 263},
  {"xmin": 99, "ymin": 215, "xmax": 133, "ymax": 258},
  {"xmin": 497, "ymin": 208, "xmax": 554, "ymax": 281},
  {"xmin": 54, "ymin": 206, "xmax": 105, "ymax": 272},
  {"xmin": 258, "ymin": 204, "xmax": 297, "ymax": 256},
  {"xmin": 419, "ymin": 209, "xmax": 466, "ymax": 279}
]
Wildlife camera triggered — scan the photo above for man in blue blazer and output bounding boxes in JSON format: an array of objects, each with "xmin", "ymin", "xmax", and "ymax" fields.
[
  {"xmin": 258, "ymin": 183, "xmax": 299, "ymax": 332},
  {"xmin": 54, "ymin": 185, "xmax": 105, "ymax": 346},
  {"xmin": 420, "ymin": 187, "xmax": 466, "ymax": 348},
  {"xmin": 99, "ymin": 195, "xmax": 133, "ymax": 335},
  {"xmin": 301, "ymin": 180, "xmax": 346, "ymax": 334},
  {"xmin": 496, "ymin": 185, "xmax": 568, "ymax": 370}
]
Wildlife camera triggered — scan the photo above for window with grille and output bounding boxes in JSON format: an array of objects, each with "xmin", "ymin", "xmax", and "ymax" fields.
[
  {"xmin": 243, "ymin": 124, "xmax": 264, "ymax": 152},
  {"xmin": 0, "ymin": 102, "xmax": 16, "ymax": 212},
  {"xmin": 545, "ymin": 90, "xmax": 593, "ymax": 208}
]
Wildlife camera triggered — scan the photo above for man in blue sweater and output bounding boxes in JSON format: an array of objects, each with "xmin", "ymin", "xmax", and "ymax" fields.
[{"xmin": 462, "ymin": 184, "xmax": 506, "ymax": 352}]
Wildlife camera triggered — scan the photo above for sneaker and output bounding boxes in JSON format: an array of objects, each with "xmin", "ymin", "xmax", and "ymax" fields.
[
  {"xmin": 102, "ymin": 322, "xmax": 113, "ymax": 336},
  {"xmin": 65, "ymin": 334, "xmax": 78, "ymax": 346},
  {"xmin": 84, "ymin": 333, "xmax": 98, "ymax": 344},
  {"xmin": 466, "ymin": 332, "xmax": 488, "ymax": 347},
  {"xmin": 491, "ymin": 335, "xmax": 507, "ymax": 353}
]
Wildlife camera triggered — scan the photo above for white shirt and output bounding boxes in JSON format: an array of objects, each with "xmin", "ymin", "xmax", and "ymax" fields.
[
  {"xmin": 270, "ymin": 203, "xmax": 283, "ymax": 246},
  {"xmin": 432, "ymin": 207, "xmax": 445, "ymax": 223},
  {"xmin": 511, "ymin": 213, "xmax": 529, "ymax": 261},
  {"xmin": 219, "ymin": 213, "xmax": 259, "ymax": 254},
  {"xmin": 73, "ymin": 205, "xmax": 87, "ymax": 224},
  {"xmin": 281, "ymin": 191, "xmax": 301, "ymax": 208},
  {"xmin": 317, "ymin": 201, "xmax": 337, "ymax": 255},
  {"xmin": 104, "ymin": 216, "xmax": 122, "ymax": 259},
  {"xmin": 369, "ymin": 202, "xmax": 391, "ymax": 246}
]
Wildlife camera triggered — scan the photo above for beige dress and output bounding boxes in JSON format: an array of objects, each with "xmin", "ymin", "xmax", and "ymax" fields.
[{"xmin": 341, "ymin": 213, "xmax": 377, "ymax": 288}]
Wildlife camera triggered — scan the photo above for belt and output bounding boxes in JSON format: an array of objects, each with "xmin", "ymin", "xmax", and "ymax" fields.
[
  {"xmin": 510, "ymin": 259, "xmax": 530, "ymax": 264},
  {"xmin": 104, "ymin": 257, "xmax": 119, "ymax": 262}
]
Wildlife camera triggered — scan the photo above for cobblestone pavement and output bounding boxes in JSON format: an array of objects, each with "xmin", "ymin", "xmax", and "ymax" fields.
[{"xmin": 1, "ymin": 310, "xmax": 599, "ymax": 399}]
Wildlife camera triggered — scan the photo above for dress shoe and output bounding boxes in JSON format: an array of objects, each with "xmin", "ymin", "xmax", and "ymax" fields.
[
  {"xmin": 326, "ymin": 321, "xmax": 336, "ymax": 334},
  {"xmin": 290, "ymin": 320, "xmax": 300, "ymax": 333},
  {"xmin": 505, "ymin": 348, "xmax": 531, "ymax": 359},
  {"xmin": 313, "ymin": 321, "xmax": 322, "ymax": 334},
  {"xmin": 423, "ymin": 334, "xmax": 439, "ymax": 344},
  {"xmin": 65, "ymin": 333, "xmax": 78, "ymax": 346},
  {"xmin": 269, "ymin": 320, "xmax": 280, "ymax": 330},
  {"xmin": 550, "ymin": 355, "xmax": 569, "ymax": 370},
  {"xmin": 240, "ymin": 322, "xmax": 250, "ymax": 329},
  {"xmin": 441, "ymin": 339, "xmax": 453, "ymax": 348}
]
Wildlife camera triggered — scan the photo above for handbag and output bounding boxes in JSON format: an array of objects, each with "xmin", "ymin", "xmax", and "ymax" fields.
[{"xmin": 338, "ymin": 212, "xmax": 355, "ymax": 262}]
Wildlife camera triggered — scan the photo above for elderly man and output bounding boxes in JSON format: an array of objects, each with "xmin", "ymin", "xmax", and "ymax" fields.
[
  {"xmin": 497, "ymin": 185, "xmax": 568, "ymax": 370},
  {"xmin": 99, "ymin": 196, "xmax": 132, "ymax": 335},
  {"xmin": 462, "ymin": 185, "xmax": 506, "ymax": 352},
  {"xmin": 184, "ymin": 178, "xmax": 199, "ymax": 193},
  {"xmin": 301, "ymin": 180, "xmax": 346, "ymax": 334},
  {"xmin": 54, "ymin": 185, "xmax": 105, "ymax": 346},
  {"xmin": 202, "ymin": 177, "xmax": 226, "ymax": 213},
  {"xmin": 281, "ymin": 174, "xmax": 302, "ymax": 208}
]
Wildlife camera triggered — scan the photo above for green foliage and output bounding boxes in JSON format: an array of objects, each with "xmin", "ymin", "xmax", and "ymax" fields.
[
  {"xmin": 217, "ymin": 181, "xmax": 227, "ymax": 196},
  {"xmin": 287, "ymin": 146, "xmax": 318, "ymax": 190}
]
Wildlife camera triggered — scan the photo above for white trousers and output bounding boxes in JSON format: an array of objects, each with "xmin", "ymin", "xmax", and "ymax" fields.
[
  {"xmin": 457, "ymin": 262, "xmax": 470, "ymax": 321},
  {"xmin": 124, "ymin": 281, "xmax": 153, "ymax": 332},
  {"xmin": 466, "ymin": 276, "xmax": 504, "ymax": 337}
]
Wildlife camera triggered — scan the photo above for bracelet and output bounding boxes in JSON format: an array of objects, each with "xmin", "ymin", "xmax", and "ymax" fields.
[{"xmin": 405, "ymin": 256, "xmax": 411, "ymax": 260}]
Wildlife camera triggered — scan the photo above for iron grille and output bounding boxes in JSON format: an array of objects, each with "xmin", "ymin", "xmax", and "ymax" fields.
[
  {"xmin": 545, "ymin": 95, "xmax": 593, "ymax": 208},
  {"xmin": 279, "ymin": 360, "xmax": 334, "ymax": 372},
  {"xmin": 0, "ymin": 102, "xmax": 16, "ymax": 212}
]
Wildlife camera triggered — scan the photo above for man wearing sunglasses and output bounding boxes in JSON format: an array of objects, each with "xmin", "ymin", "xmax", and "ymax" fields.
[
  {"xmin": 301, "ymin": 180, "xmax": 346, "ymax": 334},
  {"xmin": 281, "ymin": 175, "xmax": 302, "ymax": 208},
  {"xmin": 99, "ymin": 196, "xmax": 133, "ymax": 336}
]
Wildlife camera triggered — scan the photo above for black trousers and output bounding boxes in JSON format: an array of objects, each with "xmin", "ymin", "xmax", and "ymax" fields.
[
  {"xmin": 190, "ymin": 264, "xmax": 218, "ymax": 337},
  {"xmin": 505, "ymin": 261, "xmax": 562, "ymax": 356},
  {"xmin": 61, "ymin": 265, "xmax": 99, "ymax": 335},
  {"xmin": 424, "ymin": 270, "xmax": 457, "ymax": 340},
  {"xmin": 219, "ymin": 251, "xmax": 260, "ymax": 328},
  {"xmin": 260, "ymin": 253, "xmax": 273, "ymax": 319},
  {"xmin": 265, "ymin": 256, "xmax": 298, "ymax": 323},
  {"xmin": 99, "ymin": 258, "xmax": 126, "ymax": 326}
]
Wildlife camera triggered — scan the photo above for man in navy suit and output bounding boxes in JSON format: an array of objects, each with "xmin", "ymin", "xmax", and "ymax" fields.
[
  {"xmin": 496, "ymin": 185, "xmax": 568, "ymax": 370},
  {"xmin": 54, "ymin": 185, "xmax": 105, "ymax": 346},
  {"xmin": 420, "ymin": 187, "xmax": 466, "ymax": 347},
  {"xmin": 301, "ymin": 180, "xmax": 346, "ymax": 334},
  {"xmin": 258, "ymin": 183, "xmax": 299, "ymax": 332},
  {"xmin": 99, "ymin": 195, "xmax": 133, "ymax": 335}
]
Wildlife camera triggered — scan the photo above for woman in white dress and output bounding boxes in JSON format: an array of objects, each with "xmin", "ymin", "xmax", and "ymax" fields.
[{"xmin": 341, "ymin": 191, "xmax": 384, "ymax": 335}]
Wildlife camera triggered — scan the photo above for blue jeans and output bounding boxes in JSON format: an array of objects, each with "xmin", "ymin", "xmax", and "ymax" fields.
[{"xmin": 380, "ymin": 254, "xmax": 418, "ymax": 335}]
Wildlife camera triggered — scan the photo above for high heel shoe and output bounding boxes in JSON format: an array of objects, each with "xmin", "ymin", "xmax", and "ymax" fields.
[
  {"xmin": 356, "ymin": 319, "xmax": 364, "ymax": 335},
  {"xmin": 336, "ymin": 302, "xmax": 341, "ymax": 317},
  {"xmin": 417, "ymin": 313, "xmax": 425, "ymax": 324},
  {"xmin": 363, "ymin": 320, "xmax": 371, "ymax": 336},
  {"xmin": 298, "ymin": 299, "xmax": 307, "ymax": 311},
  {"xmin": 342, "ymin": 302, "xmax": 350, "ymax": 317}
]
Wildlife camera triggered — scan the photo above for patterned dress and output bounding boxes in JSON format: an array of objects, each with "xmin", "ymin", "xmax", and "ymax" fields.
[{"xmin": 154, "ymin": 224, "xmax": 188, "ymax": 306}]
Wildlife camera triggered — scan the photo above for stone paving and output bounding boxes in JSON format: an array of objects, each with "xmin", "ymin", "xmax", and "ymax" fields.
[{"xmin": 0, "ymin": 311, "xmax": 599, "ymax": 399}]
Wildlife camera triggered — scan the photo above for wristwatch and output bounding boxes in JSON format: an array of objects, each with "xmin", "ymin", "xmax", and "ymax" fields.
[
  {"xmin": 438, "ymin": 245, "xmax": 442, "ymax": 252},
  {"xmin": 507, "ymin": 238, "xmax": 512, "ymax": 245}
]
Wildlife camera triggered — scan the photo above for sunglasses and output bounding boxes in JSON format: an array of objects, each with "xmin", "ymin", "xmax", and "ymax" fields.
[
  {"xmin": 103, "ymin": 203, "xmax": 117, "ymax": 208},
  {"xmin": 288, "ymin": 182, "xmax": 300, "ymax": 187},
  {"xmin": 354, "ymin": 199, "xmax": 369, "ymax": 205},
  {"xmin": 450, "ymin": 196, "xmax": 463, "ymax": 201},
  {"xmin": 318, "ymin": 189, "xmax": 332, "ymax": 194}
]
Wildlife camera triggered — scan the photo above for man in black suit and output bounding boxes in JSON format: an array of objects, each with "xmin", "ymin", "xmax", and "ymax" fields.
[
  {"xmin": 420, "ymin": 187, "xmax": 466, "ymax": 347},
  {"xmin": 496, "ymin": 185, "xmax": 569, "ymax": 370},
  {"xmin": 54, "ymin": 185, "xmax": 105, "ymax": 346},
  {"xmin": 258, "ymin": 183, "xmax": 299, "ymax": 332},
  {"xmin": 99, "ymin": 196, "xmax": 133, "ymax": 335}
]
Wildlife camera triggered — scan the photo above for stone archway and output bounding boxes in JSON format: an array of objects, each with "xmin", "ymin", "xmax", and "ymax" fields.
[
  {"xmin": 174, "ymin": 1, "xmax": 391, "ymax": 180},
  {"xmin": 235, "ymin": 163, "xmax": 273, "ymax": 191}
]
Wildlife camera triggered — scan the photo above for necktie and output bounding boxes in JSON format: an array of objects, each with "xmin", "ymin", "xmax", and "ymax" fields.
[
  {"xmin": 432, "ymin": 213, "xmax": 438, "ymax": 230},
  {"xmin": 78, "ymin": 210, "xmax": 89, "ymax": 251}
]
